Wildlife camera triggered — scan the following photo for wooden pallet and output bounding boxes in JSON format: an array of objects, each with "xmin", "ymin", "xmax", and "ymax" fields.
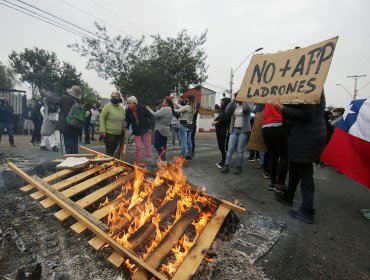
[{"xmin": 8, "ymin": 147, "xmax": 246, "ymax": 280}]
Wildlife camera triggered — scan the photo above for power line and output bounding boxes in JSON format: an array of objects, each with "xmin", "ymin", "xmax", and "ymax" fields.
[
  {"xmin": 90, "ymin": 0, "xmax": 150, "ymax": 36},
  {"xmin": 0, "ymin": 1, "xmax": 91, "ymax": 39},
  {"xmin": 60, "ymin": 0, "xmax": 128, "ymax": 35},
  {"xmin": 15, "ymin": 0, "xmax": 98, "ymax": 39}
]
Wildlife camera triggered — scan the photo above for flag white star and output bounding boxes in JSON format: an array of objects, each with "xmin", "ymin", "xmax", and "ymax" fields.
[{"xmin": 342, "ymin": 103, "xmax": 355, "ymax": 121}]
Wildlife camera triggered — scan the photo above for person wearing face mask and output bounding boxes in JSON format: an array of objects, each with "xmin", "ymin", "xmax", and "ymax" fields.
[
  {"xmin": 146, "ymin": 97, "xmax": 173, "ymax": 162},
  {"xmin": 125, "ymin": 96, "xmax": 154, "ymax": 166},
  {"xmin": 99, "ymin": 92, "xmax": 125, "ymax": 156}
]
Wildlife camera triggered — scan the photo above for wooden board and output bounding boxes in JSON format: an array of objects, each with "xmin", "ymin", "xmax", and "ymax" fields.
[
  {"xmin": 54, "ymin": 172, "xmax": 135, "ymax": 221},
  {"xmin": 20, "ymin": 169, "xmax": 75, "ymax": 193},
  {"xmin": 88, "ymin": 235, "xmax": 106, "ymax": 250},
  {"xmin": 39, "ymin": 165, "xmax": 127, "ymax": 208},
  {"xmin": 7, "ymin": 162, "xmax": 167, "ymax": 280},
  {"xmin": 30, "ymin": 162, "xmax": 114, "ymax": 200},
  {"xmin": 172, "ymin": 205, "xmax": 230, "ymax": 280}
]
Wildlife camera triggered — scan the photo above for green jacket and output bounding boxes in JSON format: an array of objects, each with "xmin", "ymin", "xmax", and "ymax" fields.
[{"xmin": 100, "ymin": 103, "xmax": 125, "ymax": 135}]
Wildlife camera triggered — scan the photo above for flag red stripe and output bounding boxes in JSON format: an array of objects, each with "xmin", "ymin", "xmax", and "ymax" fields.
[{"xmin": 321, "ymin": 128, "xmax": 370, "ymax": 188}]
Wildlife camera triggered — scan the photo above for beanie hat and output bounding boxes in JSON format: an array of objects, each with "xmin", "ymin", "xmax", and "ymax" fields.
[
  {"xmin": 127, "ymin": 96, "xmax": 138, "ymax": 104},
  {"xmin": 66, "ymin": 85, "xmax": 82, "ymax": 100}
]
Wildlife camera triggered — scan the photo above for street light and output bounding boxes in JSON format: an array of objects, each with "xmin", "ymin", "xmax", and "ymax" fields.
[
  {"xmin": 230, "ymin": 47, "xmax": 263, "ymax": 97},
  {"xmin": 336, "ymin": 83, "xmax": 353, "ymax": 99}
]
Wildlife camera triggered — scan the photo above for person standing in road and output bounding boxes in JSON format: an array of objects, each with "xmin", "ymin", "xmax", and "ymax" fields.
[
  {"xmin": 46, "ymin": 85, "xmax": 83, "ymax": 154},
  {"xmin": 90, "ymin": 105, "xmax": 100, "ymax": 141},
  {"xmin": 125, "ymin": 96, "xmax": 154, "ymax": 165},
  {"xmin": 274, "ymin": 91, "xmax": 327, "ymax": 224},
  {"xmin": 100, "ymin": 92, "xmax": 125, "ymax": 157},
  {"xmin": 0, "ymin": 98, "xmax": 16, "ymax": 147},
  {"xmin": 30, "ymin": 99, "xmax": 43, "ymax": 146},
  {"xmin": 221, "ymin": 93, "xmax": 252, "ymax": 174},
  {"xmin": 174, "ymin": 95, "xmax": 196, "ymax": 161},
  {"xmin": 146, "ymin": 97, "xmax": 173, "ymax": 162},
  {"xmin": 212, "ymin": 97, "xmax": 231, "ymax": 168}
]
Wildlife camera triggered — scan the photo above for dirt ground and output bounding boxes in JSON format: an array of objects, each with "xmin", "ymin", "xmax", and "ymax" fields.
[{"xmin": 0, "ymin": 134, "xmax": 369, "ymax": 280}]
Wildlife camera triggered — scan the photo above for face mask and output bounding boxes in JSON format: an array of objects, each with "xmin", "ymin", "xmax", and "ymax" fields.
[{"xmin": 111, "ymin": 98, "xmax": 119, "ymax": 104}]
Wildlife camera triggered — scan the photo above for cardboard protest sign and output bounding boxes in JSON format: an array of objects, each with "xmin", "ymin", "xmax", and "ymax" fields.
[
  {"xmin": 247, "ymin": 112, "xmax": 267, "ymax": 152},
  {"xmin": 238, "ymin": 36, "xmax": 338, "ymax": 104}
]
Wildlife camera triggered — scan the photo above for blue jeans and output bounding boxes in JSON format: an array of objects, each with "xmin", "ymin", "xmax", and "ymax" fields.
[
  {"xmin": 171, "ymin": 126, "xmax": 180, "ymax": 146},
  {"xmin": 225, "ymin": 129, "xmax": 249, "ymax": 167},
  {"xmin": 0, "ymin": 122, "xmax": 14, "ymax": 144},
  {"xmin": 63, "ymin": 132, "xmax": 79, "ymax": 154},
  {"xmin": 179, "ymin": 124, "xmax": 193, "ymax": 157}
]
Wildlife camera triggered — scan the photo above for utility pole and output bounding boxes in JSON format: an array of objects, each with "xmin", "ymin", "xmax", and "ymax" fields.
[
  {"xmin": 229, "ymin": 68, "xmax": 234, "ymax": 98},
  {"xmin": 229, "ymin": 47, "xmax": 263, "ymax": 98},
  {"xmin": 347, "ymin": 74, "xmax": 366, "ymax": 100}
]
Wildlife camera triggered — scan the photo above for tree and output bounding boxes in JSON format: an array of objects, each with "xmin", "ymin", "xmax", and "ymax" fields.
[
  {"xmin": 0, "ymin": 61, "xmax": 18, "ymax": 88},
  {"xmin": 9, "ymin": 48, "xmax": 60, "ymax": 99},
  {"xmin": 69, "ymin": 23, "xmax": 208, "ymax": 105},
  {"xmin": 80, "ymin": 82, "xmax": 100, "ymax": 109},
  {"xmin": 53, "ymin": 62, "xmax": 82, "ymax": 96}
]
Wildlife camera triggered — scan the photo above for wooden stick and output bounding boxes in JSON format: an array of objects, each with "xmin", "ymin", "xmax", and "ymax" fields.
[{"xmin": 7, "ymin": 161, "xmax": 167, "ymax": 280}]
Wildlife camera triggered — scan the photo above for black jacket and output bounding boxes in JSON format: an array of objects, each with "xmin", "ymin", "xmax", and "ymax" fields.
[
  {"xmin": 281, "ymin": 92, "xmax": 327, "ymax": 163},
  {"xmin": 126, "ymin": 104, "xmax": 154, "ymax": 136},
  {"xmin": 215, "ymin": 97, "xmax": 231, "ymax": 132}
]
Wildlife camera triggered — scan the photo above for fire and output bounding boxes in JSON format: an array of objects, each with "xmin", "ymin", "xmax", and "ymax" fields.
[{"xmin": 104, "ymin": 157, "xmax": 218, "ymax": 277}]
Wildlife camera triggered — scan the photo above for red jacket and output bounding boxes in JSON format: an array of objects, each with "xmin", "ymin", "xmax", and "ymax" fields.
[{"xmin": 262, "ymin": 104, "xmax": 282, "ymax": 125}]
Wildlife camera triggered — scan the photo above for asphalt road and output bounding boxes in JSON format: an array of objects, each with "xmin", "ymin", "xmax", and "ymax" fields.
[{"xmin": 1, "ymin": 133, "xmax": 369, "ymax": 280}]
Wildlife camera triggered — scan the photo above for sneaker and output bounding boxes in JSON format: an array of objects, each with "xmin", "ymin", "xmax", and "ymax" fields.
[
  {"xmin": 233, "ymin": 166, "xmax": 242, "ymax": 174},
  {"xmin": 221, "ymin": 165, "xmax": 229, "ymax": 173},
  {"xmin": 185, "ymin": 156, "xmax": 192, "ymax": 161},
  {"xmin": 263, "ymin": 172, "xmax": 271, "ymax": 179},
  {"xmin": 288, "ymin": 209, "xmax": 314, "ymax": 224},
  {"xmin": 274, "ymin": 184, "xmax": 286, "ymax": 193},
  {"xmin": 51, "ymin": 146, "xmax": 59, "ymax": 152},
  {"xmin": 275, "ymin": 192, "xmax": 293, "ymax": 207},
  {"xmin": 253, "ymin": 163, "xmax": 264, "ymax": 169},
  {"xmin": 30, "ymin": 141, "xmax": 36, "ymax": 146},
  {"xmin": 10, "ymin": 143, "xmax": 16, "ymax": 147},
  {"xmin": 268, "ymin": 183, "xmax": 275, "ymax": 191},
  {"xmin": 34, "ymin": 141, "xmax": 41, "ymax": 145},
  {"xmin": 248, "ymin": 157, "xmax": 256, "ymax": 162},
  {"xmin": 40, "ymin": 146, "xmax": 49, "ymax": 151},
  {"xmin": 216, "ymin": 163, "xmax": 224, "ymax": 169}
]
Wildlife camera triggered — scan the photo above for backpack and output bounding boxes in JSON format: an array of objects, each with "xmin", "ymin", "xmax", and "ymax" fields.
[{"xmin": 66, "ymin": 100, "xmax": 85, "ymax": 128}]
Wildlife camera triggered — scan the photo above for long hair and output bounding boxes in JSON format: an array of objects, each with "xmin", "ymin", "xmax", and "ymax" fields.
[{"xmin": 186, "ymin": 95, "xmax": 196, "ymax": 112}]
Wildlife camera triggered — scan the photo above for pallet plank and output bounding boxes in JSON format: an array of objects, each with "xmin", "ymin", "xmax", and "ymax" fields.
[
  {"xmin": 88, "ymin": 236, "xmax": 106, "ymax": 250},
  {"xmin": 133, "ymin": 205, "xmax": 202, "ymax": 280},
  {"xmin": 30, "ymin": 162, "xmax": 113, "ymax": 200},
  {"xmin": 171, "ymin": 205, "xmax": 230, "ymax": 280},
  {"xmin": 7, "ymin": 162, "xmax": 167, "ymax": 280},
  {"xmin": 70, "ymin": 200, "xmax": 121, "ymax": 234},
  {"xmin": 20, "ymin": 169, "xmax": 75, "ymax": 193},
  {"xmin": 54, "ymin": 172, "xmax": 135, "ymax": 221},
  {"xmin": 40, "ymin": 165, "xmax": 127, "ymax": 208},
  {"xmin": 107, "ymin": 251, "xmax": 125, "ymax": 268}
]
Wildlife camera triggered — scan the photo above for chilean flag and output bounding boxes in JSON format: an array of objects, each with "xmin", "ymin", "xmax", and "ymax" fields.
[{"xmin": 321, "ymin": 99, "xmax": 370, "ymax": 188}]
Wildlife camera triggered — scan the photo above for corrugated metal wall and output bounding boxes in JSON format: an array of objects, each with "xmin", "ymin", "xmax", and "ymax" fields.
[{"xmin": 0, "ymin": 91, "xmax": 26, "ymax": 115}]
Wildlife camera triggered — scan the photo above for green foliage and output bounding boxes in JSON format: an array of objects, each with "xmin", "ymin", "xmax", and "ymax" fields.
[
  {"xmin": 9, "ymin": 48, "xmax": 60, "ymax": 99},
  {"xmin": 0, "ymin": 61, "xmax": 18, "ymax": 88},
  {"xmin": 80, "ymin": 82, "xmax": 100, "ymax": 109},
  {"xmin": 53, "ymin": 62, "xmax": 82, "ymax": 96},
  {"xmin": 69, "ymin": 23, "xmax": 208, "ymax": 105}
]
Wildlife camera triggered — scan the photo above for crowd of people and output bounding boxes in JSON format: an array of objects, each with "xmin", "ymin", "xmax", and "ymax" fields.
[{"xmin": 0, "ymin": 86, "xmax": 346, "ymax": 224}]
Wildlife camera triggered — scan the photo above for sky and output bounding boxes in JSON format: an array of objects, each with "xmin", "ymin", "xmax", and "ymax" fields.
[{"xmin": 0, "ymin": 0, "xmax": 369, "ymax": 107}]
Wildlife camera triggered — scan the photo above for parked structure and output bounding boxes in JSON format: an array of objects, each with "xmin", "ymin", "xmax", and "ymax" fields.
[{"xmin": 0, "ymin": 88, "xmax": 27, "ymax": 134}]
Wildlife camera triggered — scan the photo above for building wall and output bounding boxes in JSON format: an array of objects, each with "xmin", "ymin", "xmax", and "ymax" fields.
[{"xmin": 183, "ymin": 87, "xmax": 216, "ymax": 132}]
